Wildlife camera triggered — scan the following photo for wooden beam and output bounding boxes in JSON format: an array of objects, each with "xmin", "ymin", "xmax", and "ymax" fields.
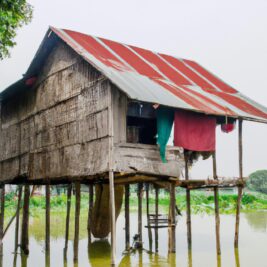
[
  {"xmin": 64, "ymin": 184, "xmax": 72, "ymax": 253},
  {"xmin": 125, "ymin": 184, "xmax": 130, "ymax": 251},
  {"xmin": 87, "ymin": 184, "xmax": 94, "ymax": 245},
  {"xmin": 137, "ymin": 183, "xmax": 143, "ymax": 246},
  {"xmin": 155, "ymin": 186, "xmax": 159, "ymax": 253},
  {"xmin": 235, "ymin": 119, "xmax": 243, "ymax": 248},
  {"xmin": 73, "ymin": 182, "xmax": 81, "ymax": 262},
  {"xmin": 213, "ymin": 152, "xmax": 221, "ymax": 255},
  {"xmin": 21, "ymin": 185, "xmax": 30, "ymax": 255},
  {"xmin": 0, "ymin": 185, "xmax": 5, "ymax": 252},
  {"xmin": 45, "ymin": 184, "xmax": 50, "ymax": 253},
  {"xmin": 146, "ymin": 184, "xmax": 152, "ymax": 251},
  {"xmin": 168, "ymin": 182, "xmax": 176, "ymax": 253},
  {"xmin": 14, "ymin": 186, "xmax": 22, "ymax": 252}
]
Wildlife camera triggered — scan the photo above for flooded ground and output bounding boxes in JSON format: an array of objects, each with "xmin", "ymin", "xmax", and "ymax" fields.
[{"xmin": 1, "ymin": 210, "xmax": 266, "ymax": 267}]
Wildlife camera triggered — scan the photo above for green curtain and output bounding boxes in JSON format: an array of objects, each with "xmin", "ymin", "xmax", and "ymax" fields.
[{"xmin": 157, "ymin": 106, "xmax": 174, "ymax": 163}]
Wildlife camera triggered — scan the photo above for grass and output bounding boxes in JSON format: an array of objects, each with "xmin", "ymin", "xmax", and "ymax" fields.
[{"xmin": 3, "ymin": 189, "xmax": 267, "ymax": 217}]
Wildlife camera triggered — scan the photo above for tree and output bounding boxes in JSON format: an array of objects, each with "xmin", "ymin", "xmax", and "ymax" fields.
[
  {"xmin": 247, "ymin": 170, "xmax": 267, "ymax": 194},
  {"xmin": 0, "ymin": 0, "xmax": 33, "ymax": 59}
]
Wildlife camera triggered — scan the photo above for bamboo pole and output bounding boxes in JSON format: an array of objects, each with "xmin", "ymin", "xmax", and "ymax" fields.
[
  {"xmin": 125, "ymin": 184, "xmax": 130, "ymax": 251},
  {"xmin": 184, "ymin": 152, "xmax": 192, "ymax": 249},
  {"xmin": 155, "ymin": 186, "xmax": 159, "ymax": 253},
  {"xmin": 45, "ymin": 184, "xmax": 50, "ymax": 253},
  {"xmin": 87, "ymin": 184, "xmax": 94, "ymax": 245},
  {"xmin": 168, "ymin": 182, "xmax": 176, "ymax": 253},
  {"xmin": 21, "ymin": 185, "xmax": 30, "ymax": 255},
  {"xmin": 64, "ymin": 184, "xmax": 72, "ymax": 253},
  {"xmin": 146, "ymin": 184, "xmax": 152, "ymax": 251},
  {"xmin": 109, "ymin": 171, "xmax": 116, "ymax": 266},
  {"xmin": 213, "ymin": 152, "xmax": 221, "ymax": 255},
  {"xmin": 73, "ymin": 182, "xmax": 81, "ymax": 262},
  {"xmin": 235, "ymin": 119, "xmax": 243, "ymax": 248},
  {"xmin": 14, "ymin": 186, "xmax": 22, "ymax": 252},
  {"xmin": 0, "ymin": 185, "xmax": 5, "ymax": 247},
  {"xmin": 137, "ymin": 183, "xmax": 143, "ymax": 246}
]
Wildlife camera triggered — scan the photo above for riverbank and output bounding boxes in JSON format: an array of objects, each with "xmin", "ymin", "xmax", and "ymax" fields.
[{"xmin": 3, "ymin": 189, "xmax": 267, "ymax": 217}]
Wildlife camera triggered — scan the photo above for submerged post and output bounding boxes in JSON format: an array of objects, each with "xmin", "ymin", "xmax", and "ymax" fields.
[
  {"xmin": 64, "ymin": 184, "xmax": 72, "ymax": 253},
  {"xmin": 0, "ymin": 185, "xmax": 5, "ymax": 253},
  {"xmin": 146, "ymin": 183, "xmax": 152, "ymax": 251},
  {"xmin": 184, "ymin": 151, "xmax": 192, "ymax": 249},
  {"xmin": 235, "ymin": 119, "xmax": 243, "ymax": 248},
  {"xmin": 213, "ymin": 152, "xmax": 221, "ymax": 255},
  {"xmin": 87, "ymin": 184, "xmax": 94, "ymax": 245},
  {"xmin": 21, "ymin": 185, "xmax": 30, "ymax": 255},
  {"xmin": 168, "ymin": 182, "xmax": 176, "ymax": 253},
  {"xmin": 73, "ymin": 182, "xmax": 81, "ymax": 262},
  {"xmin": 125, "ymin": 184, "xmax": 130, "ymax": 251},
  {"xmin": 14, "ymin": 186, "xmax": 22, "ymax": 252},
  {"xmin": 155, "ymin": 185, "xmax": 159, "ymax": 252},
  {"xmin": 45, "ymin": 184, "xmax": 50, "ymax": 253},
  {"xmin": 137, "ymin": 183, "xmax": 143, "ymax": 246},
  {"xmin": 109, "ymin": 171, "xmax": 116, "ymax": 266}
]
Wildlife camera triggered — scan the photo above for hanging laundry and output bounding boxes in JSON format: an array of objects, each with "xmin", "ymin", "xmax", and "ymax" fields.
[
  {"xmin": 156, "ymin": 106, "xmax": 174, "ymax": 163},
  {"xmin": 174, "ymin": 109, "xmax": 216, "ymax": 151}
]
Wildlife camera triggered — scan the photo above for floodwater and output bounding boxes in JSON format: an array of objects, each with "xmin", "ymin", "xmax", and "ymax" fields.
[{"xmin": 1, "ymin": 210, "xmax": 266, "ymax": 267}]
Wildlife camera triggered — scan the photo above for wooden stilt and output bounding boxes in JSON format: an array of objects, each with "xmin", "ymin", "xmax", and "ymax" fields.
[
  {"xmin": 168, "ymin": 182, "xmax": 176, "ymax": 253},
  {"xmin": 235, "ymin": 119, "xmax": 243, "ymax": 248},
  {"xmin": 125, "ymin": 184, "xmax": 130, "ymax": 251},
  {"xmin": 184, "ymin": 152, "xmax": 192, "ymax": 250},
  {"xmin": 64, "ymin": 184, "xmax": 72, "ymax": 253},
  {"xmin": 109, "ymin": 171, "xmax": 116, "ymax": 266},
  {"xmin": 155, "ymin": 186, "xmax": 159, "ymax": 252},
  {"xmin": 87, "ymin": 184, "xmax": 94, "ymax": 245},
  {"xmin": 45, "ymin": 184, "xmax": 50, "ymax": 253},
  {"xmin": 0, "ymin": 185, "xmax": 5, "ymax": 248},
  {"xmin": 73, "ymin": 182, "xmax": 81, "ymax": 262},
  {"xmin": 146, "ymin": 184, "xmax": 152, "ymax": 251},
  {"xmin": 21, "ymin": 185, "xmax": 30, "ymax": 255},
  {"xmin": 234, "ymin": 248, "xmax": 240, "ymax": 267},
  {"xmin": 14, "ymin": 186, "xmax": 22, "ymax": 252},
  {"xmin": 137, "ymin": 183, "xmax": 143, "ymax": 245},
  {"xmin": 213, "ymin": 152, "xmax": 221, "ymax": 255}
]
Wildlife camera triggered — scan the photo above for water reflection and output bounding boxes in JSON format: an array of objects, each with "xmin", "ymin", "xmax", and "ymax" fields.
[{"xmin": 244, "ymin": 212, "xmax": 267, "ymax": 232}]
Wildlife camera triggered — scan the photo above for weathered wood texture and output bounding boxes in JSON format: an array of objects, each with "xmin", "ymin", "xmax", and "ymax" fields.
[{"xmin": 0, "ymin": 42, "xmax": 111, "ymax": 182}]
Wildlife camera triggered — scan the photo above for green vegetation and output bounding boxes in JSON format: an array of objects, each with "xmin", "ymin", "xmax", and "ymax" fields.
[
  {"xmin": 0, "ymin": 0, "xmax": 33, "ymax": 59},
  {"xmin": 3, "ymin": 189, "xmax": 267, "ymax": 217},
  {"xmin": 247, "ymin": 170, "xmax": 267, "ymax": 194}
]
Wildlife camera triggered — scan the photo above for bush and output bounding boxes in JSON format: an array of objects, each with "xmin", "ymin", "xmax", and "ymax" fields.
[{"xmin": 247, "ymin": 170, "xmax": 267, "ymax": 194}]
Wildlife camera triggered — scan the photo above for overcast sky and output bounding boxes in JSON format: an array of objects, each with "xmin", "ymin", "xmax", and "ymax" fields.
[{"xmin": 0, "ymin": 0, "xmax": 267, "ymax": 179}]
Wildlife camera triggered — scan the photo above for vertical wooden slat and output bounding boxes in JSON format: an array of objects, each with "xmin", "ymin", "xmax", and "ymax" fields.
[
  {"xmin": 137, "ymin": 183, "xmax": 143, "ymax": 245},
  {"xmin": 213, "ymin": 152, "xmax": 221, "ymax": 255},
  {"xmin": 21, "ymin": 185, "xmax": 30, "ymax": 255},
  {"xmin": 0, "ymin": 185, "xmax": 5, "ymax": 249},
  {"xmin": 168, "ymin": 182, "xmax": 176, "ymax": 253},
  {"xmin": 87, "ymin": 184, "xmax": 94, "ymax": 245},
  {"xmin": 73, "ymin": 182, "xmax": 81, "ymax": 262},
  {"xmin": 125, "ymin": 184, "xmax": 130, "ymax": 251},
  {"xmin": 14, "ymin": 185, "xmax": 22, "ymax": 252},
  {"xmin": 45, "ymin": 184, "xmax": 50, "ymax": 253},
  {"xmin": 146, "ymin": 184, "xmax": 152, "ymax": 251},
  {"xmin": 64, "ymin": 184, "xmax": 72, "ymax": 252},
  {"xmin": 184, "ymin": 152, "xmax": 192, "ymax": 249},
  {"xmin": 235, "ymin": 119, "xmax": 243, "ymax": 248},
  {"xmin": 155, "ymin": 186, "xmax": 159, "ymax": 253}
]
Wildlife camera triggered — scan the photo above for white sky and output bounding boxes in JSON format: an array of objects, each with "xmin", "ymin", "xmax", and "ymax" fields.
[{"xmin": 0, "ymin": 0, "xmax": 267, "ymax": 179}]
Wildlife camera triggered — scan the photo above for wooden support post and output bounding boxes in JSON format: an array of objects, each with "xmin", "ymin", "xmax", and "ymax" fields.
[
  {"xmin": 14, "ymin": 186, "xmax": 22, "ymax": 252},
  {"xmin": 109, "ymin": 171, "xmax": 116, "ymax": 266},
  {"xmin": 64, "ymin": 184, "xmax": 72, "ymax": 253},
  {"xmin": 213, "ymin": 152, "xmax": 221, "ymax": 255},
  {"xmin": 87, "ymin": 184, "xmax": 94, "ymax": 245},
  {"xmin": 45, "ymin": 184, "xmax": 50, "ymax": 253},
  {"xmin": 168, "ymin": 182, "xmax": 176, "ymax": 253},
  {"xmin": 235, "ymin": 119, "xmax": 243, "ymax": 248},
  {"xmin": 125, "ymin": 184, "xmax": 130, "ymax": 251},
  {"xmin": 146, "ymin": 183, "xmax": 152, "ymax": 251},
  {"xmin": 0, "ymin": 185, "xmax": 5, "ymax": 258},
  {"xmin": 184, "ymin": 152, "xmax": 192, "ymax": 250},
  {"xmin": 73, "ymin": 182, "xmax": 81, "ymax": 262},
  {"xmin": 21, "ymin": 185, "xmax": 30, "ymax": 255},
  {"xmin": 155, "ymin": 186, "xmax": 159, "ymax": 252},
  {"xmin": 137, "ymin": 183, "xmax": 143, "ymax": 245}
]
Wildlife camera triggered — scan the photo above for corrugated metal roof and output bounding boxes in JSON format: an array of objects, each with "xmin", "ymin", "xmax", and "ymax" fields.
[{"xmin": 2, "ymin": 26, "xmax": 267, "ymax": 123}]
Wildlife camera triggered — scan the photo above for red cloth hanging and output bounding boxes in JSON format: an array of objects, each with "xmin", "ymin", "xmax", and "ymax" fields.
[{"xmin": 174, "ymin": 110, "xmax": 216, "ymax": 151}]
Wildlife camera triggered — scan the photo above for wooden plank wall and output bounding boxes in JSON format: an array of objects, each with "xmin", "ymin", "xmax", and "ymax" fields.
[{"xmin": 0, "ymin": 42, "xmax": 111, "ymax": 182}]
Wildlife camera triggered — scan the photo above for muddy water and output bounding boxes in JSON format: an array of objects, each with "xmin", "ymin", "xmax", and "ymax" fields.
[{"xmin": 1, "ymin": 211, "xmax": 266, "ymax": 267}]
